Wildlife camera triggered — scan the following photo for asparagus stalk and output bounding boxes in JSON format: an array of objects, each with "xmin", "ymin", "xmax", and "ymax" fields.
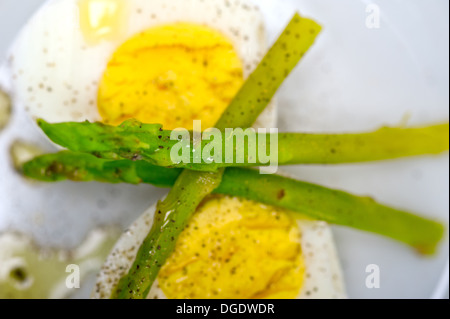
[
  {"xmin": 216, "ymin": 168, "xmax": 444, "ymax": 256},
  {"xmin": 22, "ymin": 152, "xmax": 444, "ymax": 255},
  {"xmin": 23, "ymin": 151, "xmax": 181, "ymax": 187},
  {"xmin": 112, "ymin": 13, "xmax": 322, "ymax": 299},
  {"xmin": 276, "ymin": 123, "xmax": 449, "ymax": 164},
  {"xmin": 37, "ymin": 119, "xmax": 449, "ymax": 169}
]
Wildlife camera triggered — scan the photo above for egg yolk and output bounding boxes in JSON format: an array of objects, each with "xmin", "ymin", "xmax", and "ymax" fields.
[
  {"xmin": 97, "ymin": 23, "xmax": 244, "ymax": 130},
  {"xmin": 157, "ymin": 196, "xmax": 305, "ymax": 299}
]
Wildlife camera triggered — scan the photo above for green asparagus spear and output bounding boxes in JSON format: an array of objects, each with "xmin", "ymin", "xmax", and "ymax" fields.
[
  {"xmin": 22, "ymin": 152, "xmax": 444, "ymax": 255},
  {"xmin": 276, "ymin": 123, "xmax": 449, "ymax": 164},
  {"xmin": 23, "ymin": 151, "xmax": 180, "ymax": 187},
  {"xmin": 112, "ymin": 13, "xmax": 322, "ymax": 299},
  {"xmin": 216, "ymin": 168, "xmax": 445, "ymax": 256},
  {"xmin": 37, "ymin": 119, "xmax": 449, "ymax": 169}
]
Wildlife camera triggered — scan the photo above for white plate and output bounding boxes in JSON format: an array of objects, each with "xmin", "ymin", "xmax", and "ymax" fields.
[{"xmin": 0, "ymin": 0, "xmax": 448, "ymax": 299}]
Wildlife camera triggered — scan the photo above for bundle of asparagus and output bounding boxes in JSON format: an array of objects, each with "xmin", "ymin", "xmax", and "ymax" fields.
[{"xmin": 22, "ymin": 13, "xmax": 448, "ymax": 299}]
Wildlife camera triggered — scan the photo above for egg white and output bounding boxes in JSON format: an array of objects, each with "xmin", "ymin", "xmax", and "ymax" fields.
[{"xmin": 6, "ymin": 0, "xmax": 276, "ymax": 128}]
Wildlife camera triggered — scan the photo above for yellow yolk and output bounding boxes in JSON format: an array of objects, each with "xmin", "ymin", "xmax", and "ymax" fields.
[
  {"xmin": 97, "ymin": 23, "xmax": 244, "ymax": 130},
  {"xmin": 158, "ymin": 196, "xmax": 305, "ymax": 299},
  {"xmin": 78, "ymin": 0, "xmax": 129, "ymax": 44}
]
